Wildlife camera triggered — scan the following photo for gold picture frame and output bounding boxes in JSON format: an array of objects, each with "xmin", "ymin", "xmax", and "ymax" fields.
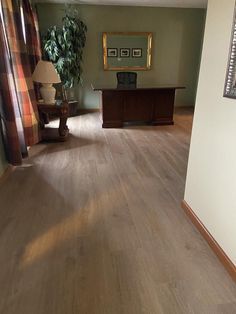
[{"xmin": 103, "ymin": 32, "xmax": 152, "ymax": 71}]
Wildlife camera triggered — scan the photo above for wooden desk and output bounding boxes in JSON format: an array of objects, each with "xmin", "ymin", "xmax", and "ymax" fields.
[
  {"xmin": 37, "ymin": 101, "xmax": 69, "ymax": 142},
  {"xmin": 92, "ymin": 85, "xmax": 185, "ymax": 128}
]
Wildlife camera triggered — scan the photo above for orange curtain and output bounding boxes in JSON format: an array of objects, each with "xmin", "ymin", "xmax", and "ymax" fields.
[
  {"xmin": 1, "ymin": 0, "xmax": 40, "ymax": 147},
  {"xmin": 0, "ymin": 18, "xmax": 25, "ymax": 164}
]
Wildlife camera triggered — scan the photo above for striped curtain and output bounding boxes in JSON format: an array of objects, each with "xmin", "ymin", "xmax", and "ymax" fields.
[
  {"xmin": 0, "ymin": 0, "xmax": 41, "ymax": 165},
  {"xmin": 21, "ymin": 0, "xmax": 42, "ymax": 100},
  {"xmin": 0, "ymin": 20, "xmax": 26, "ymax": 164},
  {"xmin": 22, "ymin": 0, "xmax": 41, "ymax": 72},
  {"xmin": 2, "ymin": 0, "xmax": 40, "ymax": 146}
]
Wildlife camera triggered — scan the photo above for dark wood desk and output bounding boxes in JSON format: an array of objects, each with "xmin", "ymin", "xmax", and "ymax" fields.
[{"xmin": 92, "ymin": 85, "xmax": 185, "ymax": 128}]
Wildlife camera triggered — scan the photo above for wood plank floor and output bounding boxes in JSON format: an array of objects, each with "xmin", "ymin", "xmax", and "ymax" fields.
[{"xmin": 0, "ymin": 107, "xmax": 236, "ymax": 314}]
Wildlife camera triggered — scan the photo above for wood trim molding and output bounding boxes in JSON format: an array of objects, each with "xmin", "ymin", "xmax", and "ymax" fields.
[
  {"xmin": 182, "ymin": 200, "xmax": 236, "ymax": 282},
  {"xmin": 0, "ymin": 165, "xmax": 14, "ymax": 186},
  {"xmin": 77, "ymin": 109, "xmax": 100, "ymax": 114}
]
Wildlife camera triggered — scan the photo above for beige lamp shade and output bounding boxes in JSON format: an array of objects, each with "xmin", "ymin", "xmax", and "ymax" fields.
[{"xmin": 32, "ymin": 60, "xmax": 61, "ymax": 84}]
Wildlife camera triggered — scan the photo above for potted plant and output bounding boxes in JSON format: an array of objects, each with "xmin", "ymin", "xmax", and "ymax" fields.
[{"xmin": 43, "ymin": 8, "xmax": 87, "ymax": 101}]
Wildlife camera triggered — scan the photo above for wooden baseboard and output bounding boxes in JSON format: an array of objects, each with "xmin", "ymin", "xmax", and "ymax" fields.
[
  {"xmin": 77, "ymin": 108, "xmax": 100, "ymax": 114},
  {"xmin": 0, "ymin": 165, "xmax": 14, "ymax": 185},
  {"xmin": 182, "ymin": 200, "xmax": 236, "ymax": 282}
]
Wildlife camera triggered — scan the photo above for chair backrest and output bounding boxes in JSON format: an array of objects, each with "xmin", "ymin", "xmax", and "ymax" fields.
[{"xmin": 116, "ymin": 72, "xmax": 137, "ymax": 88}]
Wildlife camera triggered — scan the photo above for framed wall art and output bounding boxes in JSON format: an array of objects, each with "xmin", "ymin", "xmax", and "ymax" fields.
[
  {"xmin": 103, "ymin": 32, "xmax": 152, "ymax": 71},
  {"xmin": 224, "ymin": 6, "xmax": 236, "ymax": 99},
  {"xmin": 120, "ymin": 48, "xmax": 130, "ymax": 57},
  {"xmin": 132, "ymin": 48, "xmax": 142, "ymax": 58},
  {"xmin": 107, "ymin": 48, "xmax": 118, "ymax": 57}
]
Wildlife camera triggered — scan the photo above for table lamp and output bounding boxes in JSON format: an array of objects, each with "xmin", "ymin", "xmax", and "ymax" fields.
[{"xmin": 32, "ymin": 60, "xmax": 61, "ymax": 104}]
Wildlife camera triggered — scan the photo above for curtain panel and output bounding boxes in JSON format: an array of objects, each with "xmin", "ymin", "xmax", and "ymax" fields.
[
  {"xmin": 22, "ymin": 0, "xmax": 42, "ymax": 100},
  {"xmin": 0, "ymin": 21, "xmax": 26, "ymax": 164},
  {"xmin": 1, "ymin": 0, "xmax": 40, "ymax": 146},
  {"xmin": 22, "ymin": 0, "xmax": 42, "ymax": 73},
  {"xmin": 0, "ymin": 0, "xmax": 42, "ymax": 165}
]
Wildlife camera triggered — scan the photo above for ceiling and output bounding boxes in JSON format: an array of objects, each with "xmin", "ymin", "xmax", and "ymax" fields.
[{"xmin": 34, "ymin": 0, "xmax": 207, "ymax": 9}]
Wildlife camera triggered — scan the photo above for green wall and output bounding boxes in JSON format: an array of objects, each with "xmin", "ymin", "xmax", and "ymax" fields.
[{"xmin": 36, "ymin": 4, "xmax": 206, "ymax": 109}]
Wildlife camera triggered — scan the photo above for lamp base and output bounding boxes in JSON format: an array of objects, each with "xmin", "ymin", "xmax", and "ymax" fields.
[{"xmin": 40, "ymin": 83, "xmax": 56, "ymax": 104}]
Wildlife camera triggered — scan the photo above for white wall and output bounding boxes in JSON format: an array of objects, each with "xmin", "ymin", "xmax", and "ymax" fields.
[{"xmin": 184, "ymin": 0, "xmax": 236, "ymax": 265}]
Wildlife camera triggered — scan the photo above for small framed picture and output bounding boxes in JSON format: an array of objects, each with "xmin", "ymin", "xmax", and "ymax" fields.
[
  {"xmin": 132, "ymin": 48, "xmax": 142, "ymax": 58},
  {"xmin": 107, "ymin": 48, "xmax": 118, "ymax": 57},
  {"xmin": 120, "ymin": 48, "xmax": 130, "ymax": 58}
]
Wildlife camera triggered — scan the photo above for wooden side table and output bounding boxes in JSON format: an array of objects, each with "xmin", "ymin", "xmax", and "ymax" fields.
[{"xmin": 37, "ymin": 101, "xmax": 69, "ymax": 142}]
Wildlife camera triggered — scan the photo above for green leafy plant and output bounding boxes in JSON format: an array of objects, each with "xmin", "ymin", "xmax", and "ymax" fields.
[{"xmin": 43, "ymin": 9, "xmax": 87, "ymax": 90}]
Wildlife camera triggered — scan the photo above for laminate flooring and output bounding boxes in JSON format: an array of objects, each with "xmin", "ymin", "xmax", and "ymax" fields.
[{"xmin": 0, "ymin": 107, "xmax": 236, "ymax": 314}]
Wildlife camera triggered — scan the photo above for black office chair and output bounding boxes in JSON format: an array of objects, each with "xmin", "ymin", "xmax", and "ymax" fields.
[{"xmin": 116, "ymin": 72, "xmax": 137, "ymax": 88}]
